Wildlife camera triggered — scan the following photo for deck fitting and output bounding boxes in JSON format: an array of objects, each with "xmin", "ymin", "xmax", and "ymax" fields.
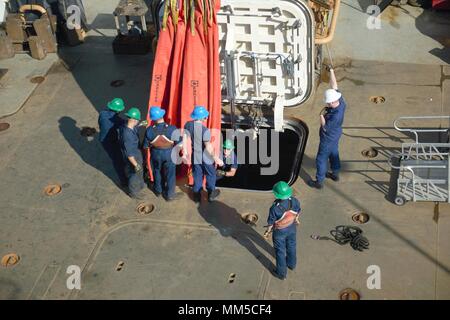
[
  {"xmin": 44, "ymin": 184, "xmax": 62, "ymax": 196},
  {"xmin": 361, "ymin": 147, "xmax": 378, "ymax": 158},
  {"xmin": 352, "ymin": 212, "xmax": 370, "ymax": 224},
  {"xmin": 30, "ymin": 76, "xmax": 46, "ymax": 84},
  {"xmin": 116, "ymin": 261, "xmax": 125, "ymax": 271},
  {"xmin": 0, "ymin": 123, "xmax": 10, "ymax": 132},
  {"xmin": 369, "ymin": 96, "xmax": 385, "ymax": 104},
  {"xmin": 136, "ymin": 203, "xmax": 155, "ymax": 215},
  {"xmin": 1, "ymin": 253, "xmax": 20, "ymax": 268},
  {"xmin": 339, "ymin": 288, "xmax": 360, "ymax": 300},
  {"xmin": 241, "ymin": 213, "xmax": 259, "ymax": 225}
]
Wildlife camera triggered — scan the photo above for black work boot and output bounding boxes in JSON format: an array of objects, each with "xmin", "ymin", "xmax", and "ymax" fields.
[
  {"xmin": 208, "ymin": 189, "xmax": 221, "ymax": 202},
  {"xmin": 193, "ymin": 192, "xmax": 201, "ymax": 203},
  {"xmin": 326, "ymin": 172, "xmax": 340, "ymax": 182},
  {"xmin": 307, "ymin": 179, "xmax": 323, "ymax": 189}
]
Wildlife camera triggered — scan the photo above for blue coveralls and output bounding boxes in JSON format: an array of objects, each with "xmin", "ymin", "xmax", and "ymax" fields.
[
  {"xmin": 143, "ymin": 123, "xmax": 180, "ymax": 198},
  {"xmin": 118, "ymin": 124, "xmax": 145, "ymax": 197},
  {"xmin": 316, "ymin": 94, "xmax": 347, "ymax": 183},
  {"xmin": 184, "ymin": 121, "xmax": 216, "ymax": 193},
  {"xmin": 216, "ymin": 150, "xmax": 238, "ymax": 181},
  {"xmin": 267, "ymin": 197, "xmax": 301, "ymax": 278},
  {"xmin": 98, "ymin": 109, "xmax": 127, "ymax": 185}
]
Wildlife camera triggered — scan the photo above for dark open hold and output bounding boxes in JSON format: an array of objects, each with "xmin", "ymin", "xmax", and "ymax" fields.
[
  {"xmin": 217, "ymin": 115, "xmax": 308, "ymax": 191},
  {"xmin": 110, "ymin": 80, "xmax": 125, "ymax": 87}
]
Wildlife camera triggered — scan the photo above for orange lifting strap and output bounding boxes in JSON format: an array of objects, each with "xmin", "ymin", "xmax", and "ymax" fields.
[{"xmin": 147, "ymin": 0, "xmax": 222, "ymax": 182}]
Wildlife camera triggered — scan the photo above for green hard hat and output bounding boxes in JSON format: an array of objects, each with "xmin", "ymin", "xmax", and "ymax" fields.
[
  {"xmin": 107, "ymin": 98, "xmax": 125, "ymax": 112},
  {"xmin": 272, "ymin": 181, "xmax": 293, "ymax": 200},
  {"xmin": 223, "ymin": 139, "xmax": 235, "ymax": 150},
  {"xmin": 125, "ymin": 108, "xmax": 141, "ymax": 121}
]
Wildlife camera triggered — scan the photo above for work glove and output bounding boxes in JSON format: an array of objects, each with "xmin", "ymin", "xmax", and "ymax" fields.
[
  {"xmin": 217, "ymin": 170, "xmax": 227, "ymax": 177},
  {"xmin": 134, "ymin": 164, "xmax": 143, "ymax": 173}
]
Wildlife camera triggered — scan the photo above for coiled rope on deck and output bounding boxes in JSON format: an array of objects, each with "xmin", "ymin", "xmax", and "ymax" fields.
[{"xmin": 311, "ymin": 226, "xmax": 370, "ymax": 252}]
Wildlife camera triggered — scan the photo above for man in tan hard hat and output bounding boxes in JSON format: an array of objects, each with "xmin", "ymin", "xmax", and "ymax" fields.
[{"xmin": 308, "ymin": 66, "xmax": 346, "ymax": 189}]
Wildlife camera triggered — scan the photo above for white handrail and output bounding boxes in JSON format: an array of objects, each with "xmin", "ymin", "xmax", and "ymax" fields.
[{"xmin": 393, "ymin": 116, "xmax": 450, "ymax": 143}]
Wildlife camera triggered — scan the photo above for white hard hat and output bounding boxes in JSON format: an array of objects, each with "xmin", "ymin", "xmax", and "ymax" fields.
[{"xmin": 324, "ymin": 89, "xmax": 342, "ymax": 104}]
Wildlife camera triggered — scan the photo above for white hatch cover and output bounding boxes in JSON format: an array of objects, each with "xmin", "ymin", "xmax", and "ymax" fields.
[{"xmin": 218, "ymin": 0, "xmax": 315, "ymax": 108}]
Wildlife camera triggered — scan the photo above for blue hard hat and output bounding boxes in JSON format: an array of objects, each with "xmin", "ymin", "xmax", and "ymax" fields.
[
  {"xmin": 149, "ymin": 106, "xmax": 166, "ymax": 121},
  {"xmin": 191, "ymin": 106, "xmax": 209, "ymax": 120}
]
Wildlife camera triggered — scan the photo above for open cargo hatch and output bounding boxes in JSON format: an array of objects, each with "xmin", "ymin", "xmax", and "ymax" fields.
[
  {"xmin": 218, "ymin": 114, "xmax": 309, "ymax": 191},
  {"xmin": 217, "ymin": 0, "xmax": 312, "ymax": 190}
]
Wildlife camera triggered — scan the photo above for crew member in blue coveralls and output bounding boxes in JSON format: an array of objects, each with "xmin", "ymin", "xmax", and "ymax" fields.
[
  {"xmin": 119, "ymin": 108, "xmax": 146, "ymax": 200},
  {"xmin": 308, "ymin": 66, "xmax": 347, "ymax": 189},
  {"xmin": 143, "ymin": 106, "xmax": 183, "ymax": 201},
  {"xmin": 98, "ymin": 97, "xmax": 127, "ymax": 186},
  {"xmin": 216, "ymin": 139, "xmax": 238, "ymax": 180},
  {"xmin": 264, "ymin": 181, "xmax": 301, "ymax": 280},
  {"xmin": 183, "ymin": 106, "xmax": 223, "ymax": 203}
]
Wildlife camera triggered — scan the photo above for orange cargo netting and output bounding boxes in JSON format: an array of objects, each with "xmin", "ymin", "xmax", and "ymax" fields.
[{"xmin": 146, "ymin": 0, "xmax": 222, "ymax": 182}]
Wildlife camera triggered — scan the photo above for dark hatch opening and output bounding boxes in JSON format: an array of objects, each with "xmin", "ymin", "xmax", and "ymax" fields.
[{"xmin": 217, "ymin": 116, "xmax": 309, "ymax": 191}]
